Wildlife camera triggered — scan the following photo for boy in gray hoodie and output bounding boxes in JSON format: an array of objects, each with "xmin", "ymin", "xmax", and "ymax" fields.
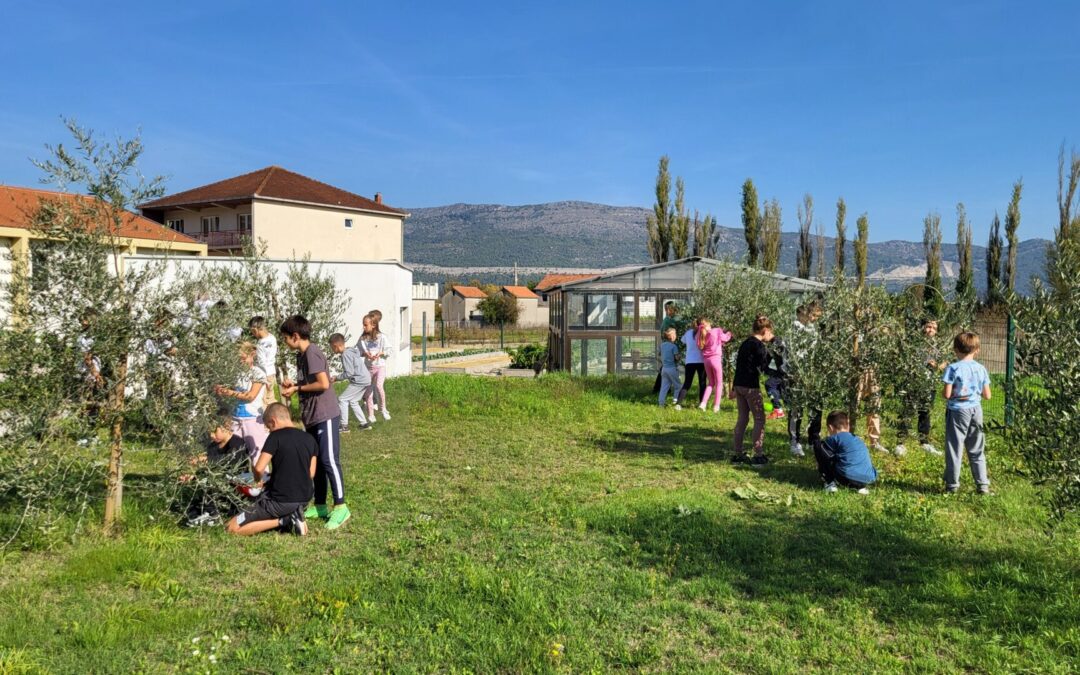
[{"xmin": 329, "ymin": 333, "xmax": 372, "ymax": 432}]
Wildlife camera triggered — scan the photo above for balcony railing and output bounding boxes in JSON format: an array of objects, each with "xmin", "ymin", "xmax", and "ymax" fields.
[{"xmin": 190, "ymin": 230, "xmax": 250, "ymax": 249}]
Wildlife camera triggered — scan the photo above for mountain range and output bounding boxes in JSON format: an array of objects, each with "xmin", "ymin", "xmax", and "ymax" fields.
[{"xmin": 403, "ymin": 201, "xmax": 1049, "ymax": 293}]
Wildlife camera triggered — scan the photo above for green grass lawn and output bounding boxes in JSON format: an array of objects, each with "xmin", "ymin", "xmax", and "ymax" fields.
[{"xmin": 1, "ymin": 374, "xmax": 1078, "ymax": 673}]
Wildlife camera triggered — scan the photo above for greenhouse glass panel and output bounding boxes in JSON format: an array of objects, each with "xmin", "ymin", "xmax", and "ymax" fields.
[
  {"xmin": 570, "ymin": 338, "xmax": 609, "ymax": 376},
  {"xmin": 568, "ymin": 294, "xmax": 585, "ymax": 329},
  {"xmin": 638, "ymin": 295, "xmax": 657, "ymax": 330},
  {"xmin": 617, "ymin": 336, "xmax": 657, "ymax": 374},
  {"xmin": 586, "ymin": 294, "xmax": 617, "ymax": 329},
  {"xmin": 620, "ymin": 294, "xmax": 636, "ymax": 330}
]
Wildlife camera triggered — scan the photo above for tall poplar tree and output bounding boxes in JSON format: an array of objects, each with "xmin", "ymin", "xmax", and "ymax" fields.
[
  {"xmin": 693, "ymin": 212, "xmax": 718, "ymax": 258},
  {"xmin": 855, "ymin": 212, "xmax": 869, "ymax": 288},
  {"xmin": 954, "ymin": 203, "xmax": 975, "ymax": 301},
  {"xmin": 741, "ymin": 179, "xmax": 761, "ymax": 267},
  {"xmin": 1004, "ymin": 179, "xmax": 1023, "ymax": 292},
  {"xmin": 671, "ymin": 176, "xmax": 691, "ymax": 259},
  {"xmin": 645, "ymin": 156, "xmax": 674, "ymax": 263},
  {"xmin": 1051, "ymin": 144, "xmax": 1080, "ymax": 291},
  {"xmin": 815, "ymin": 222, "xmax": 826, "ymax": 280},
  {"xmin": 834, "ymin": 197, "xmax": 847, "ymax": 275},
  {"xmin": 761, "ymin": 198, "xmax": 783, "ymax": 273},
  {"xmin": 986, "ymin": 214, "xmax": 1004, "ymax": 307},
  {"xmin": 796, "ymin": 193, "xmax": 814, "ymax": 279},
  {"xmin": 923, "ymin": 211, "xmax": 944, "ymax": 317}
]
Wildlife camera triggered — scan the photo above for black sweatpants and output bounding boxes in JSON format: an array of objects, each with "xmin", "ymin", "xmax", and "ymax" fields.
[
  {"xmin": 789, "ymin": 408, "xmax": 822, "ymax": 444},
  {"xmin": 307, "ymin": 416, "xmax": 345, "ymax": 506},
  {"xmin": 677, "ymin": 363, "xmax": 707, "ymax": 404}
]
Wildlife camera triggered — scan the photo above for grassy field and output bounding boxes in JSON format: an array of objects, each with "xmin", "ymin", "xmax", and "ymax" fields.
[{"xmin": 1, "ymin": 374, "xmax": 1077, "ymax": 673}]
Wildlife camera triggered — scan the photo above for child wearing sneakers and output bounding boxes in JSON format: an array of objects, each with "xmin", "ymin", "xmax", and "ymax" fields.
[
  {"xmin": 731, "ymin": 315, "xmax": 774, "ymax": 466},
  {"xmin": 226, "ymin": 403, "xmax": 316, "ymax": 536},
  {"xmin": 814, "ymin": 411, "xmax": 878, "ymax": 494},
  {"xmin": 942, "ymin": 332, "xmax": 992, "ymax": 494},
  {"xmin": 657, "ymin": 327, "xmax": 682, "ymax": 408},
  {"xmin": 329, "ymin": 333, "xmax": 372, "ymax": 432},
  {"xmin": 359, "ymin": 313, "xmax": 391, "ymax": 423},
  {"xmin": 279, "ymin": 315, "xmax": 350, "ymax": 529}
]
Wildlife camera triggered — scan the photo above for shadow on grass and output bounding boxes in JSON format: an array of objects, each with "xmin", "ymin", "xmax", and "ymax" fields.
[
  {"xmin": 585, "ymin": 504, "xmax": 1079, "ymax": 635},
  {"xmin": 605, "ymin": 428, "xmax": 730, "ymax": 463}
]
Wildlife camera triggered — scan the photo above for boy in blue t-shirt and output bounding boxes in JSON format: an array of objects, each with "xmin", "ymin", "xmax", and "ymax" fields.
[
  {"xmin": 941, "ymin": 331, "xmax": 992, "ymax": 494},
  {"xmin": 814, "ymin": 410, "xmax": 877, "ymax": 494},
  {"xmin": 658, "ymin": 327, "xmax": 683, "ymax": 409}
]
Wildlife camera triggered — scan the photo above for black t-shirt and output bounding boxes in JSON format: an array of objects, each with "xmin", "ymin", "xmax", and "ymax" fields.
[
  {"xmin": 734, "ymin": 336, "xmax": 770, "ymax": 388},
  {"xmin": 205, "ymin": 434, "xmax": 248, "ymax": 469},
  {"xmin": 262, "ymin": 427, "xmax": 317, "ymax": 503}
]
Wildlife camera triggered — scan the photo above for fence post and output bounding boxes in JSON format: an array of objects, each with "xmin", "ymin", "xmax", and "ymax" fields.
[
  {"xmin": 422, "ymin": 311, "xmax": 428, "ymax": 374},
  {"xmin": 440, "ymin": 319, "xmax": 446, "ymax": 348},
  {"xmin": 1005, "ymin": 313, "xmax": 1015, "ymax": 427},
  {"xmin": 500, "ymin": 321, "xmax": 505, "ymax": 350}
]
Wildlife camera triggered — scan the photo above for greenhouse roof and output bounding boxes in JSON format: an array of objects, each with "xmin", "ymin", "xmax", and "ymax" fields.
[{"xmin": 552, "ymin": 257, "xmax": 827, "ymax": 294}]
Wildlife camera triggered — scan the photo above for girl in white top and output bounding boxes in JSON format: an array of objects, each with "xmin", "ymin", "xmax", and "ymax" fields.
[
  {"xmin": 214, "ymin": 342, "xmax": 269, "ymax": 465},
  {"xmin": 358, "ymin": 313, "xmax": 391, "ymax": 421}
]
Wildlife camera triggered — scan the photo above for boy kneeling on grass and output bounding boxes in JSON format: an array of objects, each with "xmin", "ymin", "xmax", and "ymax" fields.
[
  {"xmin": 814, "ymin": 410, "xmax": 878, "ymax": 494},
  {"xmin": 226, "ymin": 403, "xmax": 317, "ymax": 537}
]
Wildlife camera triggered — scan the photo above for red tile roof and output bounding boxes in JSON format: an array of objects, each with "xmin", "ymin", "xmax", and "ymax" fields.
[
  {"xmin": 534, "ymin": 273, "xmax": 598, "ymax": 292},
  {"xmin": 452, "ymin": 285, "xmax": 488, "ymax": 299},
  {"xmin": 0, "ymin": 185, "xmax": 201, "ymax": 245},
  {"xmin": 138, "ymin": 166, "xmax": 406, "ymax": 216},
  {"xmin": 502, "ymin": 285, "xmax": 539, "ymax": 299}
]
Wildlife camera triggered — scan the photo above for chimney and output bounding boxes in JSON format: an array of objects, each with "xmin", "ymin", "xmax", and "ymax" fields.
[{"xmin": 374, "ymin": 192, "xmax": 383, "ymax": 204}]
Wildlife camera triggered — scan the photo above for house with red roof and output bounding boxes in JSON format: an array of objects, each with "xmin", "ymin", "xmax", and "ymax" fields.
[
  {"xmin": 440, "ymin": 285, "xmax": 488, "ymax": 324},
  {"xmin": 500, "ymin": 285, "xmax": 548, "ymax": 326},
  {"xmin": 0, "ymin": 186, "xmax": 206, "ymax": 317},
  {"xmin": 533, "ymin": 272, "xmax": 598, "ymax": 302},
  {"xmin": 139, "ymin": 166, "xmax": 407, "ymax": 262}
]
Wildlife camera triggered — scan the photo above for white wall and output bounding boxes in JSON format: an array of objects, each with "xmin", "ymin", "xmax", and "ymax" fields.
[{"xmin": 123, "ymin": 255, "xmax": 414, "ymax": 377}]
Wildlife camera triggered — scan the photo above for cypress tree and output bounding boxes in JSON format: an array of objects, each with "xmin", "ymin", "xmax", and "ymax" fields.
[
  {"xmin": 741, "ymin": 179, "xmax": 761, "ymax": 267},
  {"xmin": 834, "ymin": 197, "xmax": 847, "ymax": 275},
  {"xmin": 923, "ymin": 211, "xmax": 944, "ymax": 317},
  {"xmin": 986, "ymin": 214, "xmax": 1004, "ymax": 306},
  {"xmin": 855, "ymin": 212, "xmax": 869, "ymax": 288},
  {"xmin": 1004, "ymin": 179, "xmax": 1022, "ymax": 293},
  {"xmin": 797, "ymin": 193, "xmax": 814, "ymax": 279}
]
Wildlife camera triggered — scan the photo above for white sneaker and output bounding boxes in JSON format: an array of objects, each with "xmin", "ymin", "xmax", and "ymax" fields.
[
  {"xmin": 381, "ymin": 409, "xmax": 391, "ymax": 421},
  {"xmin": 674, "ymin": 404, "xmax": 682, "ymax": 411},
  {"xmin": 856, "ymin": 487, "xmax": 870, "ymax": 495},
  {"xmin": 921, "ymin": 443, "xmax": 943, "ymax": 456},
  {"xmin": 824, "ymin": 482, "xmax": 838, "ymax": 494},
  {"xmin": 698, "ymin": 403, "xmax": 707, "ymax": 411},
  {"xmin": 871, "ymin": 442, "xmax": 889, "ymax": 454},
  {"xmin": 893, "ymin": 444, "xmax": 908, "ymax": 457},
  {"xmin": 790, "ymin": 441, "xmax": 805, "ymax": 458}
]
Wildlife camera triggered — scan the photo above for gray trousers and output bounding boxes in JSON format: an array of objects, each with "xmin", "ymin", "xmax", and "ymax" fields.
[
  {"xmin": 658, "ymin": 366, "xmax": 682, "ymax": 405},
  {"xmin": 944, "ymin": 406, "xmax": 988, "ymax": 489},
  {"xmin": 338, "ymin": 382, "xmax": 370, "ymax": 426}
]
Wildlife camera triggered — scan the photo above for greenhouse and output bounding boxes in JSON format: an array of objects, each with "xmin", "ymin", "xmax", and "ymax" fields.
[{"xmin": 546, "ymin": 257, "xmax": 827, "ymax": 376}]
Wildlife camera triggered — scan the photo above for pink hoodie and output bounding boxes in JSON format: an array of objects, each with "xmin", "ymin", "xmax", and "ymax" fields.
[{"xmin": 699, "ymin": 326, "xmax": 733, "ymax": 359}]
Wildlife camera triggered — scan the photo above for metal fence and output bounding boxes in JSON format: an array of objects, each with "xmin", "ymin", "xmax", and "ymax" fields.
[{"xmin": 972, "ymin": 315, "xmax": 1014, "ymax": 429}]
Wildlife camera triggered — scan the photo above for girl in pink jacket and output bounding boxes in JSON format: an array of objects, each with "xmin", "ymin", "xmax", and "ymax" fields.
[{"xmin": 696, "ymin": 317, "xmax": 733, "ymax": 412}]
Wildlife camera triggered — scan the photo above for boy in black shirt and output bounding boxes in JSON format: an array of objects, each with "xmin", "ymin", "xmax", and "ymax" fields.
[
  {"xmin": 732, "ymin": 315, "xmax": 774, "ymax": 466},
  {"xmin": 226, "ymin": 403, "xmax": 317, "ymax": 537}
]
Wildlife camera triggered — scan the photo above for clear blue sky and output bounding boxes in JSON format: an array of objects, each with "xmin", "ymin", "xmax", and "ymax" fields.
[{"xmin": 1, "ymin": 1, "xmax": 1078, "ymax": 244}]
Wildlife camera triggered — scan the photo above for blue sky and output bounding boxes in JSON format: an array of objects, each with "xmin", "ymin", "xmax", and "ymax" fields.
[{"xmin": 1, "ymin": 1, "xmax": 1078, "ymax": 243}]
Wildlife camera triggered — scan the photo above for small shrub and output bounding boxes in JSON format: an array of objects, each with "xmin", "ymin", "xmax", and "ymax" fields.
[{"xmin": 507, "ymin": 343, "xmax": 548, "ymax": 370}]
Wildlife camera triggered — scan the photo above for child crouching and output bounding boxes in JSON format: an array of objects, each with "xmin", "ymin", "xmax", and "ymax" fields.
[
  {"xmin": 226, "ymin": 403, "xmax": 317, "ymax": 536},
  {"xmin": 814, "ymin": 411, "xmax": 878, "ymax": 494}
]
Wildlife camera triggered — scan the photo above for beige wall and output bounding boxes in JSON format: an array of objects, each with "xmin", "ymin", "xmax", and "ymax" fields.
[
  {"xmin": 440, "ymin": 292, "xmax": 483, "ymax": 323},
  {"xmin": 412, "ymin": 298, "xmax": 436, "ymax": 335},
  {"xmin": 252, "ymin": 199, "xmax": 403, "ymax": 262},
  {"xmin": 513, "ymin": 298, "xmax": 549, "ymax": 327}
]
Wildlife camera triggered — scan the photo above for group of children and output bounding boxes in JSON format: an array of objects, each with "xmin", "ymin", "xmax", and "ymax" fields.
[
  {"xmin": 186, "ymin": 308, "xmax": 394, "ymax": 535},
  {"xmin": 656, "ymin": 302, "xmax": 994, "ymax": 495}
]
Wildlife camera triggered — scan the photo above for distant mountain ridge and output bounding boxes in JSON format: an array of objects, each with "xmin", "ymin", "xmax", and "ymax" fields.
[{"xmin": 404, "ymin": 201, "xmax": 1049, "ymax": 293}]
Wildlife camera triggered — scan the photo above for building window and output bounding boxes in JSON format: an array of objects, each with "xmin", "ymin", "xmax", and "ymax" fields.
[
  {"xmin": 344, "ymin": 218, "xmax": 353, "ymax": 229},
  {"xmin": 201, "ymin": 216, "xmax": 220, "ymax": 235},
  {"xmin": 237, "ymin": 214, "xmax": 252, "ymax": 233},
  {"xmin": 166, "ymin": 219, "xmax": 185, "ymax": 232}
]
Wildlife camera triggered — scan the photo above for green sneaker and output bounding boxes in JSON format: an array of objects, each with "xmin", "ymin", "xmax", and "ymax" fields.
[
  {"xmin": 325, "ymin": 504, "xmax": 351, "ymax": 530},
  {"xmin": 304, "ymin": 504, "xmax": 330, "ymax": 519}
]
